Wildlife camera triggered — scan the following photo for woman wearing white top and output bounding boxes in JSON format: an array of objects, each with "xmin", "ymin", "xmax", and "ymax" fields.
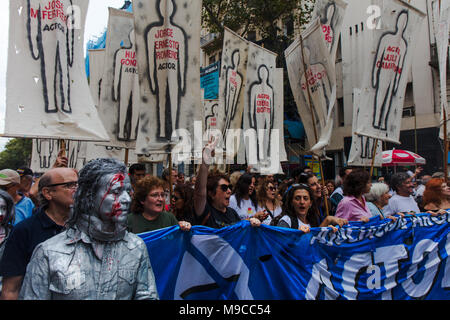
[
  {"xmin": 229, "ymin": 173, "xmax": 267, "ymax": 221},
  {"xmin": 276, "ymin": 184, "xmax": 347, "ymax": 232},
  {"xmin": 256, "ymin": 178, "xmax": 282, "ymax": 225}
]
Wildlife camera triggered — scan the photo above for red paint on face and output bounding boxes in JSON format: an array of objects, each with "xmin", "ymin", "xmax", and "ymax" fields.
[{"xmin": 99, "ymin": 173, "xmax": 125, "ymax": 218}]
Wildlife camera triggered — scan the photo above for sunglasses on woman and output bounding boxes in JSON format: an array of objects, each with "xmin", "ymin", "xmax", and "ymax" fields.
[
  {"xmin": 219, "ymin": 184, "xmax": 232, "ymax": 192},
  {"xmin": 267, "ymin": 186, "xmax": 276, "ymax": 191}
]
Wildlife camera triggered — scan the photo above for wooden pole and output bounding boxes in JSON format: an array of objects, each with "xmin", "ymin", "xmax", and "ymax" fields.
[
  {"xmin": 168, "ymin": 151, "xmax": 173, "ymax": 202},
  {"xmin": 59, "ymin": 140, "xmax": 66, "ymax": 157},
  {"xmin": 298, "ymin": 34, "xmax": 329, "ymax": 216},
  {"xmin": 444, "ymin": 109, "xmax": 448, "ymax": 182},
  {"xmin": 124, "ymin": 148, "xmax": 129, "ymax": 166},
  {"xmin": 369, "ymin": 138, "xmax": 379, "ymax": 180}
]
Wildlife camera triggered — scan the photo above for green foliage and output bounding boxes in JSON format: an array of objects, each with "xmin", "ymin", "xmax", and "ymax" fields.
[
  {"xmin": 202, "ymin": 0, "xmax": 315, "ymax": 57},
  {"xmin": 0, "ymin": 138, "xmax": 32, "ymax": 170},
  {"xmin": 202, "ymin": 0, "xmax": 316, "ymax": 122}
]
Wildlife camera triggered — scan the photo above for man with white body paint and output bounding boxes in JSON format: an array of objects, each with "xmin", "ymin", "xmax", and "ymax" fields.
[{"xmin": 19, "ymin": 158, "xmax": 158, "ymax": 300}]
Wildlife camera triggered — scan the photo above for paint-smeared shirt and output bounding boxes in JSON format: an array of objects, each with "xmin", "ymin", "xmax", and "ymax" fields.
[{"xmin": 19, "ymin": 227, "xmax": 159, "ymax": 300}]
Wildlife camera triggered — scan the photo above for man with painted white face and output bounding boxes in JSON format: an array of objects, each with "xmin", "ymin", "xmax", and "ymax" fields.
[{"xmin": 19, "ymin": 158, "xmax": 158, "ymax": 300}]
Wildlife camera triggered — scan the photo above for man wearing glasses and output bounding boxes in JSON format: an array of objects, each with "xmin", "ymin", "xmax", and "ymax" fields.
[{"xmin": 0, "ymin": 168, "xmax": 78, "ymax": 300}]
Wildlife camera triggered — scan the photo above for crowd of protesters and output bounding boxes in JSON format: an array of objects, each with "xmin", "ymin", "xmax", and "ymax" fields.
[{"xmin": 0, "ymin": 141, "xmax": 449, "ymax": 299}]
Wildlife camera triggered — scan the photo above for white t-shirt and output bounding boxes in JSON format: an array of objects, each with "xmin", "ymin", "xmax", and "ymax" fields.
[
  {"xmin": 229, "ymin": 194, "xmax": 257, "ymax": 220},
  {"xmin": 256, "ymin": 205, "xmax": 282, "ymax": 225},
  {"xmin": 383, "ymin": 194, "xmax": 420, "ymax": 216},
  {"xmin": 279, "ymin": 215, "xmax": 310, "ymax": 229}
]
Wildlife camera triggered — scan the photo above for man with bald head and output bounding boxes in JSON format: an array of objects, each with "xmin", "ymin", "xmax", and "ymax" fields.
[{"xmin": 0, "ymin": 167, "xmax": 78, "ymax": 300}]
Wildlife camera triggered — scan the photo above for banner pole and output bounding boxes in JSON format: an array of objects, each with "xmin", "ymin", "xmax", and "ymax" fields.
[
  {"xmin": 298, "ymin": 34, "xmax": 329, "ymax": 216},
  {"xmin": 444, "ymin": 109, "xmax": 448, "ymax": 182},
  {"xmin": 168, "ymin": 149, "xmax": 173, "ymax": 204},
  {"xmin": 369, "ymin": 138, "xmax": 379, "ymax": 179},
  {"xmin": 124, "ymin": 148, "xmax": 129, "ymax": 166},
  {"xmin": 59, "ymin": 139, "xmax": 66, "ymax": 158}
]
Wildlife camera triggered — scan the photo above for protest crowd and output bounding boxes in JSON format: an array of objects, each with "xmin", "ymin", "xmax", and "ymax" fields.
[
  {"xmin": 0, "ymin": 0, "xmax": 449, "ymax": 301},
  {"xmin": 0, "ymin": 140, "xmax": 448, "ymax": 300}
]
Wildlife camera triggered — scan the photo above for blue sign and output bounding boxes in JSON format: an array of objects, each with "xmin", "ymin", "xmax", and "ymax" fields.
[
  {"xmin": 140, "ymin": 212, "xmax": 450, "ymax": 300},
  {"xmin": 200, "ymin": 62, "xmax": 220, "ymax": 100}
]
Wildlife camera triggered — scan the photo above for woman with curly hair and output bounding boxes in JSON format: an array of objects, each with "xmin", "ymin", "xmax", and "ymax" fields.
[
  {"xmin": 255, "ymin": 177, "xmax": 282, "ymax": 225},
  {"xmin": 422, "ymin": 178, "xmax": 450, "ymax": 213},
  {"xmin": 276, "ymin": 184, "xmax": 347, "ymax": 232},
  {"xmin": 128, "ymin": 175, "xmax": 191, "ymax": 233},
  {"xmin": 335, "ymin": 169, "xmax": 372, "ymax": 222}
]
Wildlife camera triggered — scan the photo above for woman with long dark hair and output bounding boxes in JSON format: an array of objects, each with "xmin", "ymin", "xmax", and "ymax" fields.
[
  {"xmin": 229, "ymin": 173, "xmax": 267, "ymax": 221},
  {"xmin": 275, "ymin": 184, "xmax": 347, "ymax": 232},
  {"xmin": 171, "ymin": 184, "xmax": 195, "ymax": 224},
  {"xmin": 298, "ymin": 172, "xmax": 333, "ymax": 222}
]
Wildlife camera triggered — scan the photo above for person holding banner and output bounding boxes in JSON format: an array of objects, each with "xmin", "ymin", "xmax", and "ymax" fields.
[
  {"xmin": 298, "ymin": 172, "xmax": 332, "ymax": 222},
  {"xmin": 275, "ymin": 184, "xmax": 347, "ymax": 232},
  {"xmin": 229, "ymin": 174, "xmax": 268, "ymax": 221},
  {"xmin": 422, "ymin": 178, "xmax": 450, "ymax": 213},
  {"xmin": 383, "ymin": 172, "xmax": 420, "ymax": 217},
  {"xmin": 256, "ymin": 178, "xmax": 282, "ymax": 225},
  {"xmin": 128, "ymin": 176, "xmax": 191, "ymax": 234},
  {"xmin": 335, "ymin": 169, "xmax": 372, "ymax": 222},
  {"xmin": 19, "ymin": 158, "xmax": 158, "ymax": 300},
  {"xmin": 193, "ymin": 140, "xmax": 261, "ymax": 229}
]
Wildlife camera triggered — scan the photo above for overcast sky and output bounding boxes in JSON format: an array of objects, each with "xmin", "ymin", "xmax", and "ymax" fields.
[{"xmin": 0, "ymin": 0, "xmax": 126, "ymax": 151}]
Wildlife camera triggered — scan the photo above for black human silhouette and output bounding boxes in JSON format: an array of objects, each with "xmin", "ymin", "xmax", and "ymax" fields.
[
  {"xmin": 27, "ymin": 0, "xmax": 75, "ymax": 114},
  {"xmin": 223, "ymin": 50, "xmax": 243, "ymax": 132},
  {"xmin": 371, "ymin": 10, "xmax": 408, "ymax": 131},
  {"xmin": 113, "ymin": 29, "xmax": 139, "ymax": 141},
  {"xmin": 320, "ymin": 1, "xmax": 336, "ymax": 52},
  {"xmin": 249, "ymin": 65, "xmax": 274, "ymax": 163},
  {"xmin": 145, "ymin": 0, "xmax": 187, "ymax": 139}
]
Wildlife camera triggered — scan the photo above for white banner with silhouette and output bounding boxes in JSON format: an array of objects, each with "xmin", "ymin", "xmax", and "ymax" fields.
[
  {"xmin": 97, "ymin": 8, "xmax": 140, "ymax": 149},
  {"xmin": 285, "ymin": 18, "xmax": 337, "ymax": 155},
  {"xmin": 348, "ymin": 88, "xmax": 383, "ymax": 167},
  {"xmin": 433, "ymin": 1, "xmax": 450, "ymax": 139},
  {"xmin": 239, "ymin": 44, "xmax": 285, "ymax": 174},
  {"xmin": 5, "ymin": 0, "xmax": 109, "ymax": 142},
  {"xmin": 219, "ymin": 28, "xmax": 249, "ymax": 159},
  {"xmin": 311, "ymin": 0, "xmax": 348, "ymax": 64},
  {"xmin": 88, "ymin": 49, "xmax": 106, "ymax": 107},
  {"xmin": 84, "ymin": 143, "xmax": 138, "ymax": 167},
  {"xmin": 354, "ymin": 0, "xmax": 425, "ymax": 144},
  {"xmin": 31, "ymin": 139, "xmax": 87, "ymax": 173},
  {"xmin": 133, "ymin": 0, "xmax": 202, "ymax": 154}
]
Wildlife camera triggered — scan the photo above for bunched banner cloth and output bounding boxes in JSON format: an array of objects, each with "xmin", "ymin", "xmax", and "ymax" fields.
[
  {"xmin": 285, "ymin": 18, "xmax": 337, "ymax": 155},
  {"xmin": 140, "ymin": 213, "xmax": 450, "ymax": 300},
  {"xmin": 5, "ymin": 0, "xmax": 109, "ymax": 142},
  {"xmin": 219, "ymin": 27, "xmax": 249, "ymax": 159},
  {"xmin": 354, "ymin": 0, "xmax": 425, "ymax": 144},
  {"xmin": 311, "ymin": 0, "xmax": 348, "ymax": 65}
]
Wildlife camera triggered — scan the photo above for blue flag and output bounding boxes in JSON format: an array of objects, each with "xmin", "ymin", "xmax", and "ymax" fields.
[{"xmin": 139, "ymin": 213, "xmax": 450, "ymax": 300}]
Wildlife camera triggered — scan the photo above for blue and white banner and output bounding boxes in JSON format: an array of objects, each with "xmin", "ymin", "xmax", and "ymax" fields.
[{"xmin": 140, "ymin": 213, "xmax": 450, "ymax": 300}]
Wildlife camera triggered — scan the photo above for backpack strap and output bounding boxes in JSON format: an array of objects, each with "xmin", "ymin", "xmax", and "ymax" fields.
[{"xmin": 290, "ymin": 216, "xmax": 299, "ymax": 230}]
